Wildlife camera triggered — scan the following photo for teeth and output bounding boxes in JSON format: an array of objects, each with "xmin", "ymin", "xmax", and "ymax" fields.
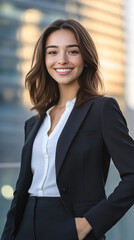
[{"xmin": 56, "ymin": 69, "xmax": 72, "ymax": 72}]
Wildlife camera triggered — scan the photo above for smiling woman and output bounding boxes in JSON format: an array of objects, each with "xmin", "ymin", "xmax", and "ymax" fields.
[
  {"xmin": 1, "ymin": 19, "xmax": 134, "ymax": 240},
  {"xmin": 25, "ymin": 19, "xmax": 103, "ymax": 116}
]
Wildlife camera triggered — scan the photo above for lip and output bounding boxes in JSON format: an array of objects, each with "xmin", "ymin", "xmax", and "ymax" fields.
[{"xmin": 54, "ymin": 68, "xmax": 73, "ymax": 75}]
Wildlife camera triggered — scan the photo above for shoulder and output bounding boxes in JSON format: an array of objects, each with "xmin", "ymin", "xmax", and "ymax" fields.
[
  {"xmin": 95, "ymin": 96, "xmax": 127, "ymax": 126},
  {"xmin": 25, "ymin": 114, "xmax": 40, "ymax": 129},
  {"xmin": 24, "ymin": 114, "xmax": 42, "ymax": 140},
  {"xmin": 93, "ymin": 95, "xmax": 122, "ymax": 113},
  {"xmin": 89, "ymin": 96, "xmax": 126, "ymax": 121},
  {"xmin": 92, "ymin": 96, "xmax": 123, "ymax": 112},
  {"xmin": 92, "ymin": 96, "xmax": 119, "ymax": 106},
  {"xmin": 80, "ymin": 96, "xmax": 121, "ymax": 115},
  {"xmin": 86, "ymin": 96, "xmax": 120, "ymax": 113}
]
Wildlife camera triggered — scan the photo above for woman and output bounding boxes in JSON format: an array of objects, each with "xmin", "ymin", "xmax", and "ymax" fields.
[{"xmin": 1, "ymin": 19, "xmax": 134, "ymax": 240}]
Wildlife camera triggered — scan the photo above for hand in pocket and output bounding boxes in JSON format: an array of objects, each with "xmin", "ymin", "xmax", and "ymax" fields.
[{"xmin": 75, "ymin": 217, "xmax": 92, "ymax": 240}]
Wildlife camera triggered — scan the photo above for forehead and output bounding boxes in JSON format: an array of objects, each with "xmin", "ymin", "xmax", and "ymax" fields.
[{"xmin": 45, "ymin": 29, "xmax": 78, "ymax": 47}]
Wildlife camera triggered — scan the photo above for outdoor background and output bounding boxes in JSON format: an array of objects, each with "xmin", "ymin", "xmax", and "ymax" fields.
[{"xmin": 0, "ymin": 0, "xmax": 134, "ymax": 239}]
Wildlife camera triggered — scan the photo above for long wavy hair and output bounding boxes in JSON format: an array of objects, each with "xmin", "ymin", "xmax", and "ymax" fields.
[{"xmin": 25, "ymin": 19, "xmax": 104, "ymax": 116}]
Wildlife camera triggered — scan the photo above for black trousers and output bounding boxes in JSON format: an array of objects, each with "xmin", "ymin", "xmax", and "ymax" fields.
[{"xmin": 14, "ymin": 196, "xmax": 106, "ymax": 240}]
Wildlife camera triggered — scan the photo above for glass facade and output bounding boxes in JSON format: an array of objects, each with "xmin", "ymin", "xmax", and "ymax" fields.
[{"xmin": 0, "ymin": 0, "xmax": 133, "ymax": 238}]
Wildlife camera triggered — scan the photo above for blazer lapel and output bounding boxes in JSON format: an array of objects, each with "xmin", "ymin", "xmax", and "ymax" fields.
[
  {"xmin": 25, "ymin": 115, "xmax": 45, "ymax": 145},
  {"xmin": 56, "ymin": 100, "xmax": 94, "ymax": 177},
  {"xmin": 22, "ymin": 114, "xmax": 46, "ymax": 180},
  {"xmin": 24, "ymin": 101, "xmax": 56, "ymax": 146},
  {"xmin": 20, "ymin": 101, "xmax": 56, "ymax": 189}
]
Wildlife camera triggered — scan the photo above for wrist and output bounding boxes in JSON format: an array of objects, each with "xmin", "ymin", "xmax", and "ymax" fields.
[
  {"xmin": 82, "ymin": 217, "xmax": 92, "ymax": 233},
  {"xmin": 75, "ymin": 217, "xmax": 92, "ymax": 240}
]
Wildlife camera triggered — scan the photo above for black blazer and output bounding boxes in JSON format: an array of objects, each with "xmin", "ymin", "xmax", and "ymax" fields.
[{"xmin": 1, "ymin": 96, "xmax": 134, "ymax": 240}]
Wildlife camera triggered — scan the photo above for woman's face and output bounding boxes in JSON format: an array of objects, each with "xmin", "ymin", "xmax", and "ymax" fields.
[{"xmin": 45, "ymin": 29, "xmax": 84, "ymax": 87}]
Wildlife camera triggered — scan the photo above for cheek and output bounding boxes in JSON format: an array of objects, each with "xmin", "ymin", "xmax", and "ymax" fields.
[
  {"xmin": 76, "ymin": 57, "xmax": 84, "ymax": 70},
  {"xmin": 45, "ymin": 59, "xmax": 52, "ymax": 76},
  {"xmin": 78, "ymin": 62, "xmax": 84, "ymax": 74},
  {"xmin": 45, "ymin": 57, "xmax": 54, "ymax": 69}
]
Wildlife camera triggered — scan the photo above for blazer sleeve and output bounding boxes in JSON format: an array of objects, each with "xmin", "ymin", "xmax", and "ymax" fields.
[
  {"xmin": 1, "ymin": 120, "xmax": 29, "ymax": 240},
  {"xmin": 84, "ymin": 98, "xmax": 134, "ymax": 238}
]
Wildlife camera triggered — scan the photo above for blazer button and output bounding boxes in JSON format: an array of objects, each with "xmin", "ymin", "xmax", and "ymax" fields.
[{"xmin": 61, "ymin": 187, "xmax": 67, "ymax": 193}]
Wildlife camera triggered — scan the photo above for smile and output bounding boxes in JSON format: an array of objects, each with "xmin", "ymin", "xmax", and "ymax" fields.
[{"xmin": 55, "ymin": 68, "xmax": 73, "ymax": 73}]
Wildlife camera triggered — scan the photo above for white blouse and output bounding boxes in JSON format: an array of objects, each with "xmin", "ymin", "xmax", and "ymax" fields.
[{"xmin": 28, "ymin": 98, "xmax": 76, "ymax": 197}]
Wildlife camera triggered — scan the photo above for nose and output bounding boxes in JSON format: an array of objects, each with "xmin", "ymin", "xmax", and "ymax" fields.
[{"xmin": 58, "ymin": 52, "xmax": 68, "ymax": 65}]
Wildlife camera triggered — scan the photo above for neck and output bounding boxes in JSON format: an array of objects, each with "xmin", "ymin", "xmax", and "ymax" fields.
[{"xmin": 57, "ymin": 82, "xmax": 79, "ymax": 107}]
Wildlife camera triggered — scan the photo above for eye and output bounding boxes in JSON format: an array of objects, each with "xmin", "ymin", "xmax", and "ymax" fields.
[
  {"xmin": 48, "ymin": 51, "xmax": 57, "ymax": 55},
  {"xmin": 69, "ymin": 50, "xmax": 79, "ymax": 55}
]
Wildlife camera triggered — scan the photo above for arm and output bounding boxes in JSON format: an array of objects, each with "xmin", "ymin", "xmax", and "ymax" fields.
[
  {"xmin": 1, "ymin": 120, "xmax": 29, "ymax": 240},
  {"xmin": 83, "ymin": 98, "xmax": 134, "ymax": 238}
]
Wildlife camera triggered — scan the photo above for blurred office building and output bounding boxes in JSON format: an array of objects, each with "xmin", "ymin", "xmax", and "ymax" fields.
[{"xmin": 0, "ymin": 0, "xmax": 134, "ymax": 239}]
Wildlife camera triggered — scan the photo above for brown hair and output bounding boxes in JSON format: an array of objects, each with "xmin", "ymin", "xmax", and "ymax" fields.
[{"xmin": 25, "ymin": 19, "xmax": 104, "ymax": 116}]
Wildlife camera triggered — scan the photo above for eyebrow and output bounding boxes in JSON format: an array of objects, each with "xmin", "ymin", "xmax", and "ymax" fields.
[{"xmin": 46, "ymin": 44, "xmax": 79, "ymax": 49}]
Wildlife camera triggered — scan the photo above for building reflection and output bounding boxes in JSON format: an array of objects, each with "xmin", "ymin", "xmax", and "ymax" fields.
[{"xmin": 0, "ymin": 0, "xmax": 133, "ymax": 239}]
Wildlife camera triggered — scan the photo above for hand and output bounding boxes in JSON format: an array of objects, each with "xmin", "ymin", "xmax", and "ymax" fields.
[{"xmin": 75, "ymin": 217, "xmax": 92, "ymax": 240}]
